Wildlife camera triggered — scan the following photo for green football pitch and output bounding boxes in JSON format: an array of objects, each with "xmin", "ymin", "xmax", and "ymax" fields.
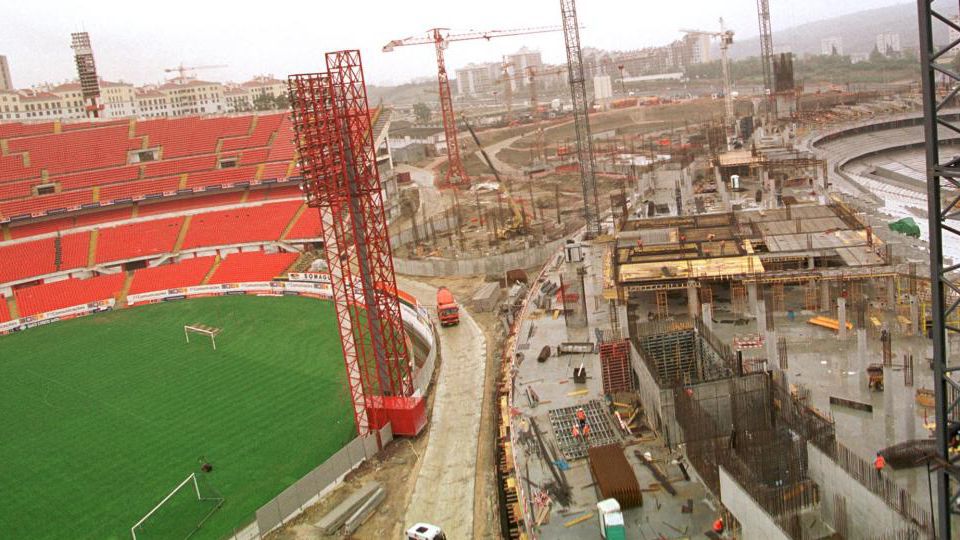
[{"xmin": 0, "ymin": 295, "xmax": 354, "ymax": 540}]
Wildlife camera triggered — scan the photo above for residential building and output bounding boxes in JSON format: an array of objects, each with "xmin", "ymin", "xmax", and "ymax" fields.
[
  {"xmin": 504, "ymin": 48, "xmax": 542, "ymax": 87},
  {"xmin": 48, "ymin": 82, "xmax": 87, "ymax": 119},
  {"xmin": 876, "ymin": 32, "xmax": 902, "ymax": 56},
  {"xmin": 19, "ymin": 91, "xmax": 68, "ymax": 121},
  {"xmin": 134, "ymin": 89, "xmax": 170, "ymax": 118},
  {"xmin": 158, "ymin": 80, "xmax": 224, "ymax": 116},
  {"xmin": 241, "ymin": 75, "xmax": 286, "ymax": 100},
  {"xmin": 224, "ymin": 87, "xmax": 252, "ymax": 112},
  {"xmin": 100, "ymin": 80, "xmax": 138, "ymax": 117},
  {"xmin": 821, "ymin": 37, "xmax": 844, "ymax": 56},
  {"xmin": 455, "ymin": 63, "xmax": 497, "ymax": 96},
  {"xmin": 0, "ymin": 90, "xmax": 22, "ymax": 120},
  {"xmin": 0, "ymin": 55, "xmax": 12, "ymax": 91}
]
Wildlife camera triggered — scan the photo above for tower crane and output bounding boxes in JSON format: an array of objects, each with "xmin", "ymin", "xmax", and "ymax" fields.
[
  {"xmin": 164, "ymin": 63, "xmax": 228, "ymax": 84},
  {"xmin": 680, "ymin": 19, "xmax": 735, "ymax": 130},
  {"xmin": 500, "ymin": 61, "xmax": 515, "ymax": 124},
  {"xmin": 383, "ymin": 26, "xmax": 563, "ymax": 186}
]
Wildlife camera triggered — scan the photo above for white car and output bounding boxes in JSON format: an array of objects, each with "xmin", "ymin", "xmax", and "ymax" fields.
[{"xmin": 405, "ymin": 523, "xmax": 447, "ymax": 540}]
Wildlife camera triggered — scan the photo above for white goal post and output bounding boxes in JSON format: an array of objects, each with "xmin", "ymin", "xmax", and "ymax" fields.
[
  {"xmin": 130, "ymin": 472, "xmax": 223, "ymax": 540},
  {"xmin": 184, "ymin": 323, "xmax": 222, "ymax": 350}
]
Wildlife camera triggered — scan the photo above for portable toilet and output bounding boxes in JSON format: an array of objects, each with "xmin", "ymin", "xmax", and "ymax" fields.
[{"xmin": 597, "ymin": 498, "xmax": 626, "ymax": 540}]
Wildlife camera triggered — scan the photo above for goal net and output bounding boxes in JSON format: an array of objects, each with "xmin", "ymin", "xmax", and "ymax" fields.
[{"xmin": 130, "ymin": 473, "xmax": 224, "ymax": 540}]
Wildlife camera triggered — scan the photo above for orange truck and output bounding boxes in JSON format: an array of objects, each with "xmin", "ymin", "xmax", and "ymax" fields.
[{"xmin": 436, "ymin": 287, "xmax": 459, "ymax": 326}]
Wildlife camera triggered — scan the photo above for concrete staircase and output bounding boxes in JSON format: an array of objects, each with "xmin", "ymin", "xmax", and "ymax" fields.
[
  {"xmin": 87, "ymin": 229, "xmax": 100, "ymax": 267},
  {"xmin": 172, "ymin": 215, "xmax": 193, "ymax": 253},
  {"xmin": 201, "ymin": 255, "xmax": 222, "ymax": 285},
  {"xmin": 280, "ymin": 203, "xmax": 307, "ymax": 241},
  {"xmin": 116, "ymin": 271, "xmax": 135, "ymax": 308},
  {"xmin": 6, "ymin": 295, "xmax": 19, "ymax": 320}
]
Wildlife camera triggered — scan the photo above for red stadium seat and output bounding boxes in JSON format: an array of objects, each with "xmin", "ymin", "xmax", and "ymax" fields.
[
  {"xmin": 95, "ymin": 217, "xmax": 184, "ymax": 263},
  {"xmin": 181, "ymin": 201, "xmax": 300, "ymax": 249},
  {"xmin": 207, "ymin": 251, "xmax": 298, "ymax": 284},
  {"xmin": 14, "ymin": 273, "xmax": 125, "ymax": 317},
  {"xmin": 0, "ymin": 232, "xmax": 90, "ymax": 284},
  {"xmin": 0, "ymin": 295, "xmax": 11, "ymax": 322},
  {"xmin": 284, "ymin": 207, "xmax": 321, "ymax": 239},
  {"xmin": 128, "ymin": 256, "xmax": 216, "ymax": 295}
]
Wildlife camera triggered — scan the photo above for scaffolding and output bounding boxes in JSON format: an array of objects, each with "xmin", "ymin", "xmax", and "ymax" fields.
[
  {"xmin": 599, "ymin": 340, "xmax": 633, "ymax": 395},
  {"xmin": 655, "ymin": 290, "xmax": 668, "ymax": 319},
  {"xmin": 732, "ymin": 284, "xmax": 746, "ymax": 314}
]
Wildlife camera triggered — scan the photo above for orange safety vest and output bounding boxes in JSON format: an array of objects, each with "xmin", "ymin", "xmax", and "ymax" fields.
[
  {"xmin": 875, "ymin": 455, "xmax": 886, "ymax": 470},
  {"xmin": 571, "ymin": 425, "xmax": 580, "ymax": 438},
  {"xmin": 713, "ymin": 518, "xmax": 724, "ymax": 533},
  {"xmin": 576, "ymin": 409, "xmax": 586, "ymax": 421},
  {"xmin": 582, "ymin": 424, "xmax": 591, "ymax": 437}
]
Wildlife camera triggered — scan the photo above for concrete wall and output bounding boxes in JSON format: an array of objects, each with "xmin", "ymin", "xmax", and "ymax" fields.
[
  {"xmin": 806, "ymin": 442, "xmax": 927, "ymax": 539},
  {"xmin": 392, "ymin": 238, "xmax": 566, "ymax": 277},
  {"xmin": 719, "ymin": 467, "xmax": 791, "ymax": 540}
]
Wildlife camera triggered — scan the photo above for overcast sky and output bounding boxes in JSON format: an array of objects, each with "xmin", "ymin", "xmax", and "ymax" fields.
[{"xmin": 1, "ymin": 0, "xmax": 903, "ymax": 88}]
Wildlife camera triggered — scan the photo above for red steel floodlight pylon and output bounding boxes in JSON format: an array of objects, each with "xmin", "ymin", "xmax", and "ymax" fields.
[{"xmin": 288, "ymin": 50, "xmax": 412, "ymax": 437}]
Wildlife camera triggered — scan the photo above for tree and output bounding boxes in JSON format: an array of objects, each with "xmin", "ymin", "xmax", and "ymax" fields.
[
  {"xmin": 273, "ymin": 93, "xmax": 289, "ymax": 110},
  {"xmin": 413, "ymin": 102, "xmax": 431, "ymax": 123},
  {"xmin": 253, "ymin": 92, "xmax": 275, "ymax": 111}
]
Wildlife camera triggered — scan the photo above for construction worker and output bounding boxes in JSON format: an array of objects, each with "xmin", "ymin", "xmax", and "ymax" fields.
[
  {"xmin": 712, "ymin": 517, "xmax": 725, "ymax": 534},
  {"xmin": 571, "ymin": 424, "xmax": 580, "ymax": 439},
  {"xmin": 576, "ymin": 407, "xmax": 587, "ymax": 429},
  {"xmin": 582, "ymin": 423, "xmax": 591, "ymax": 440},
  {"xmin": 874, "ymin": 452, "xmax": 886, "ymax": 476}
]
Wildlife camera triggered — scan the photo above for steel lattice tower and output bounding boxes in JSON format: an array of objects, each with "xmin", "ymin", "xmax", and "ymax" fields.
[
  {"xmin": 756, "ymin": 0, "xmax": 775, "ymax": 116},
  {"xmin": 918, "ymin": 2, "xmax": 960, "ymax": 535},
  {"xmin": 288, "ymin": 50, "xmax": 413, "ymax": 437},
  {"xmin": 560, "ymin": 0, "xmax": 601, "ymax": 235},
  {"xmin": 431, "ymin": 29, "xmax": 470, "ymax": 186}
]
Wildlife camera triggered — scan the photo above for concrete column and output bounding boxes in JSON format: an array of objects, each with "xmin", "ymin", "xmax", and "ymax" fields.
[
  {"xmin": 747, "ymin": 282, "xmax": 760, "ymax": 318},
  {"xmin": 715, "ymin": 166, "xmax": 730, "ymax": 211},
  {"xmin": 757, "ymin": 300, "xmax": 768, "ymax": 332},
  {"xmin": 702, "ymin": 302, "xmax": 713, "ymax": 331},
  {"xmin": 909, "ymin": 295, "xmax": 920, "ymax": 336},
  {"xmin": 766, "ymin": 329, "xmax": 778, "ymax": 369},
  {"xmin": 837, "ymin": 298, "xmax": 847, "ymax": 340},
  {"xmin": 857, "ymin": 328, "xmax": 868, "ymax": 370},
  {"xmin": 687, "ymin": 281, "xmax": 700, "ymax": 319},
  {"xmin": 807, "ymin": 256, "xmax": 815, "ymax": 270},
  {"xmin": 617, "ymin": 302, "xmax": 630, "ymax": 340},
  {"xmin": 886, "ymin": 277, "xmax": 896, "ymax": 310},
  {"xmin": 820, "ymin": 281, "xmax": 830, "ymax": 314}
]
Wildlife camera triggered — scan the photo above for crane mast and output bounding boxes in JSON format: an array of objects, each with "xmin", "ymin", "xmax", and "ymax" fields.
[
  {"xmin": 757, "ymin": 0, "xmax": 776, "ymax": 118},
  {"xmin": 560, "ymin": 0, "xmax": 601, "ymax": 235}
]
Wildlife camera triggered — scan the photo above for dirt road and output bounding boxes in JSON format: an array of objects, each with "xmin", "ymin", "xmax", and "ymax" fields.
[{"xmin": 398, "ymin": 277, "xmax": 487, "ymax": 538}]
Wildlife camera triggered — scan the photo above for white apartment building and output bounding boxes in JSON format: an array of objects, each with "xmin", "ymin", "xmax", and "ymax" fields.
[
  {"xmin": 159, "ymin": 80, "xmax": 224, "ymax": 116},
  {"xmin": 455, "ymin": 63, "xmax": 498, "ymax": 96},
  {"xmin": 876, "ymin": 32, "xmax": 902, "ymax": 56},
  {"xmin": 135, "ymin": 89, "xmax": 170, "ymax": 118},
  {"xmin": 821, "ymin": 37, "xmax": 844, "ymax": 56}
]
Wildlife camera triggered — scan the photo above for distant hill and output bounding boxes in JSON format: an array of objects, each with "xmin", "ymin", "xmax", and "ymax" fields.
[{"xmin": 727, "ymin": 2, "xmax": 959, "ymax": 59}]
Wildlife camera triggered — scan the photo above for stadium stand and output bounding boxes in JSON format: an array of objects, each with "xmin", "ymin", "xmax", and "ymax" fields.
[
  {"xmin": 0, "ymin": 232, "xmax": 90, "ymax": 284},
  {"xmin": 0, "ymin": 296, "xmax": 10, "ymax": 322},
  {"xmin": 284, "ymin": 207, "xmax": 322, "ymax": 239},
  {"xmin": 181, "ymin": 201, "xmax": 300, "ymax": 249},
  {"xmin": 95, "ymin": 217, "xmax": 184, "ymax": 263},
  {"xmin": 98, "ymin": 176, "xmax": 182, "ymax": 203},
  {"xmin": 207, "ymin": 251, "xmax": 298, "ymax": 284},
  {"xmin": 137, "ymin": 192, "xmax": 246, "ymax": 216},
  {"xmin": 14, "ymin": 273, "xmax": 125, "ymax": 317},
  {"xmin": 134, "ymin": 116, "xmax": 253, "ymax": 158},
  {"xmin": 9, "ymin": 208, "xmax": 133, "ymax": 239},
  {"xmin": 6, "ymin": 125, "xmax": 137, "ymax": 175},
  {"xmin": 127, "ymin": 256, "xmax": 216, "ymax": 295},
  {"xmin": 0, "ymin": 112, "xmax": 301, "ymax": 221}
]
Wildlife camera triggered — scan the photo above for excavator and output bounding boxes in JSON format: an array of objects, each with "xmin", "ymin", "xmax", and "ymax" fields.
[{"xmin": 461, "ymin": 116, "xmax": 528, "ymax": 239}]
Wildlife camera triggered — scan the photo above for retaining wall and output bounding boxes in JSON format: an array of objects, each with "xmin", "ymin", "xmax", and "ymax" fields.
[
  {"xmin": 719, "ymin": 467, "xmax": 791, "ymax": 540},
  {"xmin": 393, "ymin": 237, "xmax": 566, "ymax": 277}
]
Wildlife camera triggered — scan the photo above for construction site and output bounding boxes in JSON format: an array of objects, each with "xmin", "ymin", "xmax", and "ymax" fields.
[
  {"xmin": 281, "ymin": 1, "xmax": 960, "ymax": 539},
  {"xmin": 7, "ymin": 1, "xmax": 960, "ymax": 539}
]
